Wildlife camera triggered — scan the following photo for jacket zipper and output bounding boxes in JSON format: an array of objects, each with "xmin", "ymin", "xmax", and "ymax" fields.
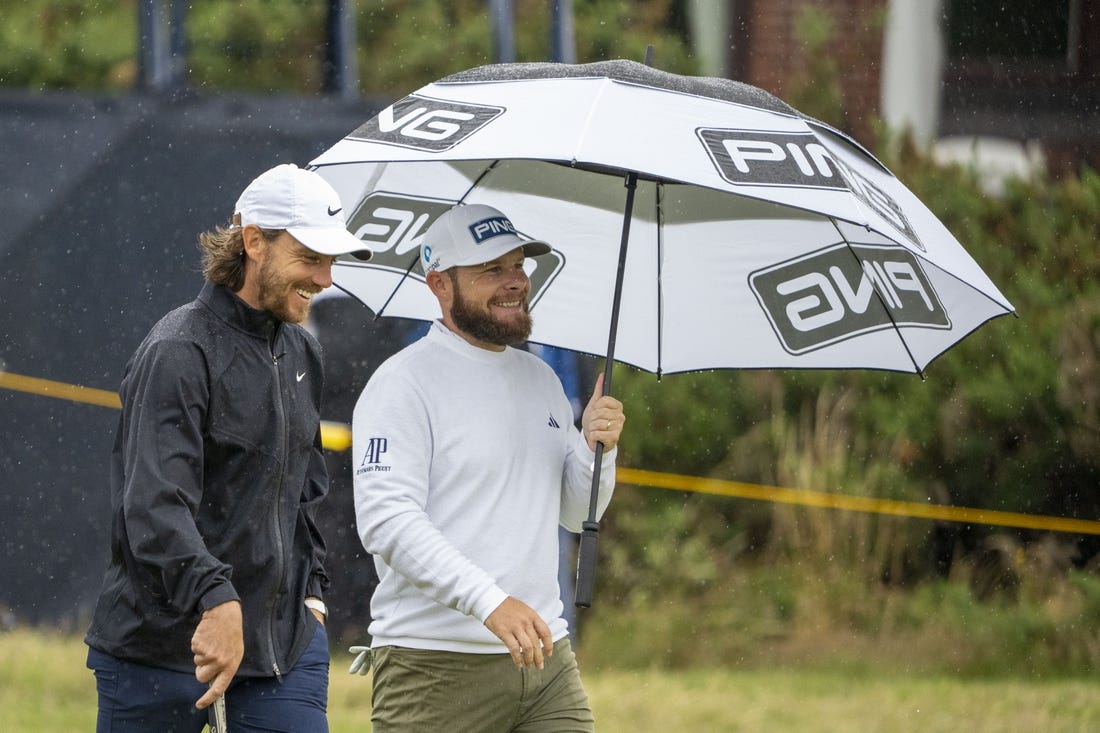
[{"xmin": 268, "ymin": 330, "xmax": 288, "ymax": 682}]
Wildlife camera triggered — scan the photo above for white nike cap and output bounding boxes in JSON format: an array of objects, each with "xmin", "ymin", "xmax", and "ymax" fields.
[
  {"xmin": 421, "ymin": 204, "xmax": 551, "ymax": 274},
  {"xmin": 234, "ymin": 164, "xmax": 372, "ymax": 260}
]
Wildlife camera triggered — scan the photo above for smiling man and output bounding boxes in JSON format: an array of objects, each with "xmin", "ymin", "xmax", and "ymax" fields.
[
  {"xmin": 350, "ymin": 204, "xmax": 625, "ymax": 732},
  {"xmin": 85, "ymin": 164, "xmax": 371, "ymax": 732}
]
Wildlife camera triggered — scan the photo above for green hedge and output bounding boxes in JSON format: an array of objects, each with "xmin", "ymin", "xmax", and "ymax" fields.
[{"xmin": 0, "ymin": 1, "xmax": 695, "ymax": 93}]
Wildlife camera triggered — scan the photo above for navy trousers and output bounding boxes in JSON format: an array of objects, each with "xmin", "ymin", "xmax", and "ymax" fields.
[{"xmin": 87, "ymin": 622, "xmax": 330, "ymax": 733}]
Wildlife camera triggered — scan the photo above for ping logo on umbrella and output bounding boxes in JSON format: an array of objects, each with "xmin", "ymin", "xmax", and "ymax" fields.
[
  {"xmin": 697, "ymin": 128, "xmax": 924, "ymax": 252},
  {"xmin": 343, "ymin": 192, "xmax": 564, "ymax": 307},
  {"xmin": 347, "ymin": 191, "xmax": 454, "ymax": 265},
  {"xmin": 699, "ymin": 128, "xmax": 844, "ymax": 189},
  {"xmin": 750, "ymin": 243, "xmax": 950, "ymax": 354},
  {"xmin": 350, "ymin": 94, "xmax": 505, "ymax": 152}
]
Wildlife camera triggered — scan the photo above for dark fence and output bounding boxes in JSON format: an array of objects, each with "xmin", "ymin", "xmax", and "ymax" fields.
[{"xmin": 0, "ymin": 88, "xmax": 404, "ymax": 642}]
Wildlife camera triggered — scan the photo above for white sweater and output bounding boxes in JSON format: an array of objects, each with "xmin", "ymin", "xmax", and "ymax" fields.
[{"xmin": 352, "ymin": 321, "xmax": 616, "ymax": 653}]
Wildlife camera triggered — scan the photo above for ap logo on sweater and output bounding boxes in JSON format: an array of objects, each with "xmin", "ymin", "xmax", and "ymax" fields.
[{"xmin": 356, "ymin": 437, "xmax": 391, "ymax": 475}]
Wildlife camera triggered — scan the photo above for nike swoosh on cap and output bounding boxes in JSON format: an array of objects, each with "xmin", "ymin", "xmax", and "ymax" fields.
[{"xmin": 327, "ymin": 206, "xmax": 342, "ymax": 216}]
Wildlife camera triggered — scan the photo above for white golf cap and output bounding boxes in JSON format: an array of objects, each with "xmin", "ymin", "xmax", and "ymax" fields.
[
  {"xmin": 234, "ymin": 163, "xmax": 372, "ymax": 260},
  {"xmin": 421, "ymin": 204, "xmax": 551, "ymax": 273}
]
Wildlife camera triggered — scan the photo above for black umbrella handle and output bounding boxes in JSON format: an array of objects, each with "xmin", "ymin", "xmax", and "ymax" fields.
[
  {"xmin": 575, "ymin": 440, "xmax": 607, "ymax": 608},
  {"xmin": 575, "ymin": 518, "xmax": 601, "ymax": 608}
]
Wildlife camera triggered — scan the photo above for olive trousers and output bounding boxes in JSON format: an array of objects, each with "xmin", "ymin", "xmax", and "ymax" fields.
[{"xmin": 370, "ymin": 637, "xmax": 595, "ymax": 732}]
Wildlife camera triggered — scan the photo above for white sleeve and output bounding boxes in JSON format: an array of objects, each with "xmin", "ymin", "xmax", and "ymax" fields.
[
  {"xmin": 558, "ymin": 418, "xmax": 617, "ymax": 533},
  {"xmin": 352, "ymin": 367, "xmax": 507, "ymax": 623}
]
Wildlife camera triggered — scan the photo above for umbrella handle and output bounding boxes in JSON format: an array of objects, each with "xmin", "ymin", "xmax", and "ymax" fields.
[
  {"xmin": 575, "ymin": 357, "xmax": 615, "ymax": 608},
  {"xmin": 574, "ymin": 518, "xmax": 600, "ymax": 608}
]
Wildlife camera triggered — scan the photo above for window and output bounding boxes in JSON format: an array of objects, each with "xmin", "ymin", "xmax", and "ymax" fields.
[{"xmin": 944, "ymin": 0, "xmax": 1090, "ymax": 73}]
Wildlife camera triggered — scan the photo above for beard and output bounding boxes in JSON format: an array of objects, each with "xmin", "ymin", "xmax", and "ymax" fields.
[
  {"xmin": 257, "ymin": 256, "xmax": 311, "ymax": 324},
  {"xmin": 450, "ymin": 275, "xmax": 532, "ymax": 346}
]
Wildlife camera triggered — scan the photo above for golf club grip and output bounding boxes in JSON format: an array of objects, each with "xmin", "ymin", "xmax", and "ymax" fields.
[
  {"xmin": 575, "ymin": 521, "xmax": 600, "ymax": 608},
  {"xmin": 208, "ymin": 694, "xmax": 227, "ymax": 733}
]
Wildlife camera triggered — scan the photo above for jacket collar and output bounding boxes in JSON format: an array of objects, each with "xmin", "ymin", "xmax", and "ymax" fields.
[{"xmin": 198, "ymin": 281, "xmax": 281, "ymax": 341}]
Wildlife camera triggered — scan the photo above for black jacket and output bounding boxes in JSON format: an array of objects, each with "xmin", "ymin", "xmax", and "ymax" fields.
[{"xmin": 85, "ymin": 282, "xmax": 330, "ymax": 677}]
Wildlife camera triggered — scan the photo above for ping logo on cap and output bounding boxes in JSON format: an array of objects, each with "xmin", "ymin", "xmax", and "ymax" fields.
[{"xmin": 469, "ymin": 216, "xmax": 517, "ymax": 244}]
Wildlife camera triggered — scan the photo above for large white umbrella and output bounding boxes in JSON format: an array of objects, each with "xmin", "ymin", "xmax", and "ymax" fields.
[{"xmin": 311, "ymin": 59, "xmax": 1015, "ymax": 605}]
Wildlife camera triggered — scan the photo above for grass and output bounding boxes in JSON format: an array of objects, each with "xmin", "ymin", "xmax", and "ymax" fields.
[
  {"xmin": 5, "ymin": 630, "xmax": 1099, "ymax": 732},
  {"xmin": 581, "ymin": 667, "xmax": 1100, "ymax": 733}
]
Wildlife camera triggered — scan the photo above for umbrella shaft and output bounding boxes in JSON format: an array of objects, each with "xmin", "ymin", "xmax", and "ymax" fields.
[
  {"xmin": 575, "ymin": 171, "xmax": 638, "ymax": 609},
  {"xmin": 598, "ymin": 171, "xmax": 639, "ymax": 399}
]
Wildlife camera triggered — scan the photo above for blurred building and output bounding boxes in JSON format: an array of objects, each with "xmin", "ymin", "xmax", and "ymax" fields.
[{"xmin": 696, "ymin": 0, "xmax": 1099, "ymax": 180}]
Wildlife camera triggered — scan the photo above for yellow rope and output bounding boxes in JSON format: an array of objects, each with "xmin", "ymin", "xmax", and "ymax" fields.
[
  {"xmin": 617, "ymin": 467, "xmax": 1100, "ymax": 536},
  {"xmin": 0, "ymin": 371, "xmax": 121, "ymax": 408}
]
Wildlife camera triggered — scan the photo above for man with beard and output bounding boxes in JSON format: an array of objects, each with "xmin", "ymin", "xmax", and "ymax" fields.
[
  {"xmin": 85, "ymin": 164, "xmax": 372, "ymax": 732},
  {"xmin": 349, "ymin": 204, "xmax": 625, "ymax": 732}
]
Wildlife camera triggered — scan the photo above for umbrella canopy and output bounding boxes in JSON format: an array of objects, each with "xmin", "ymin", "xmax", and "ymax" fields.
[
  {"xmin": 312, "ymin": 59, "xmax": 1014, "ymax": 376},
  {"xmin": 311, "ymin": 59, "xmax": 1016, "ymax": 607}
]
